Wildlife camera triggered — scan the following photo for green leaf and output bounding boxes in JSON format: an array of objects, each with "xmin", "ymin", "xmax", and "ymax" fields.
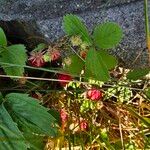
[
  {"xmin": 93, "ymin": 22, "xmax": 123, "ymax": 49},
  {"xmin": 48, "ymin": 109, "xmax": 61, "ymax": 125},
  {"xmin": 85, "ymin": 48, "xmax": 110, "ymax": 81},
  {"xmin": 98, "ymin": 50, "xmax": 118, "ymax": 70},
  {"xmin": 14, "ymin": 116, "xmax": 45, "ymax": 150},
  {"xmin": 33, "ymin": 43, "xmax": 47, "ymax": 52},
  {"xmin": 0, "ymin": 27, "xmax": 7, "ymax": 46},
  {"xmin": 0, "ymin": 44, "xmax": 27, "ymax": 76},
  {"xmin": 13, "ymin": 115, "xmax": 46, "ymax": 136},
  {"xmin": 127, "ymin": 68, "xmax": 150, "ymax": 80},
  {"xmin": 64, "ymin": 55, "xmax": 85, "ymax": 75},
  {"xmin": 23, "ymin": 132, "xmax": 44, "ymax": 150},
  {"xmin": 63, "ymin": 14, "xmax": 92, "ymax": 44},
  {"xmin": 0, "ymin": 104, "xmax": 27, "ymax": 150},
  {"xmin": 5, "ymin": 93, "xmax": 58, "ymax": 137}
]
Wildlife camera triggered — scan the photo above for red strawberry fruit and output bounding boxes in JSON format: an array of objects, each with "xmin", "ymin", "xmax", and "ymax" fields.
[
  {"xmin": 87, "ymin": 89, "xmax": 103, "ymax": 101},
  {"xmin": 58, "ymin": 74, "xmax": 72, "ymax": 87},
  {"xmin": 80, "ymin": 120, "xmax": 88, "ymax": 131},
  {"xmin": 50, "ymin": 50, "xmax": 61, "ymax": 61},
  {"xmin": 80, "ymin": 50, "xmax": 87, "ymax": 59},
  {"xmin": 60, "ymin": 108, "xmax": 68, "ymax": 123}
]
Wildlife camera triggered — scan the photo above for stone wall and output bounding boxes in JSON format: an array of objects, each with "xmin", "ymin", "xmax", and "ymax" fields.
[{"xmin": 0, "ymin": 0, "xmax": 148, "ymax": 68}]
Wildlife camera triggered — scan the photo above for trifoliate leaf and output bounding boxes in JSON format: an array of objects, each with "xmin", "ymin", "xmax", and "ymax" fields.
[
  {"xmin": 127, "ymin": 68, "xmax": 150, "ymax": 80},
  {"xmin": 23, "ymin": 132, "xmax": 44, "ymax": 150},
  {"xmin": 0, "ymin": 27, "xmax": 7, "ymax": 46},
  {"xmin": 0, "ymin": 44, "xmax": 27, "ymax": 76},
  {"xmin": 13, "ymin": 116, "xmax": 45, "ymax": 150},
  {"xmin": 64, "ymin": 55, "xmax": 84, "ymax": 75},
  {"xmin": 5, "ymin": 93, "xmax": 58, "ymax": 137},
  {"xmin": 63, "ymin": 14, "xmax": 92, "ymax": 44},
  {"xmin": 12, "ymin": 114, "xmax": 45, "ymax": 136},
  {"xmin": 93, "ymin": 22, "xmax": 123, "ymax": 49},
  {"xmin": 0, "ymin": 104, "xmax": 27, "ymax": 150},
  {"xmin": 85, "ymin": 48, "xmax": 110, "ymax": 81},
  {"xmin": 98, "ymin": 50, "xmax": 118, "ymax": 70}
]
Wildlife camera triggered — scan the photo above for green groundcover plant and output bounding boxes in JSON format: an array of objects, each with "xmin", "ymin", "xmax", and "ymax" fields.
[{"xmin": 0, "ymin": 13, "xmax": 150, "ymax": 150}]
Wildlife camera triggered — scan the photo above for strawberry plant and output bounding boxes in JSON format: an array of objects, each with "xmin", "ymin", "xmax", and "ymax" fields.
[
  {"xmin": 63, "ymin": 14, "xmax": 122, "ymax": 81},
  {"xmin": 0, "ymin": 93, "xmax": 58, "ymax": 149},
  {"xmin": 63, "ymin": 14, "xmax": 150, "ymax": 82},
  {"xmin": 43, "ymin": 14, "xmax": 150, "ymax": 149},
  {"xmin": 0, "ymin": 27, "xmax": 59, "ymax": 149},
  {"xmin": 0, "ymin": 12, "xmax": 150, "ymax": 149},
  {"xmin": 0, "ymin": 27, "xmax": 27, "ymax": 77}
]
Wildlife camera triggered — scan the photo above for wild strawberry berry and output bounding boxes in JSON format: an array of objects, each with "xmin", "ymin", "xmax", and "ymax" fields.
[
  {"xmin": 58, "ymin": 74, "xmax": 72, "ymax": 87},
  {"xmin": 70, "ymin": 36, "xmax": 82, "ymax": 46},
  {"xmin": 28, "ymin": 51, "xmax": 45, "ymax": 67},
  {"xmin": 80, "ymin": 120, "xmax": 88, "ymax": 131},
  {"xmin": 50, "ymin": 50, "xmax": 61, "ymax": 61},
  {"xmin": 80, "ymin": 50, "xmax": 87, "ymax": 59},
  {"xmin": 80, "ymin": 42, "xmax": 89, "ymax": 50},
  {"xmin": 60, "ymin": 108, "xmax": 68, "ymax": 123},
  {"xmin": 64, "ymin": 57, "xmax": 72, "ymax": 66},
  {"xmin": 87, "ymin": 89, "xmax": 103, "ymax": 101}
]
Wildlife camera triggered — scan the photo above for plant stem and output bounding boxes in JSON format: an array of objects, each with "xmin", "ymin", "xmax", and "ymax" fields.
[
  {"xmin": 144, "ymin": 0, "xmax": 150, "ymax": 64},
  {"xmin": 0, "ymin": 74, "xmax": 146, "ymax": 92}
]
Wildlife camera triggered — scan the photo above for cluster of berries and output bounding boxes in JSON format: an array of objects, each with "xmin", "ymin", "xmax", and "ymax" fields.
[
  {"xmin": 60, "ymin": 88, "xmax": 103, "ymax": 131},
  {"xmin": 28, "ymin": 48, "xmax": 61, "ymax": 67},
  {"xmin": 28, "ymin": 46, "xmax": 74, "ymax": 87},
  {"xmin": 58, "ymin": 74, "xmax": 103, "ymax": 101},
  {"xmin": 60, "ymin": 108, "xmax": 88, "ymax": 132},
  {"xmin": 70, "ymin": 36, "xmax": 89, "ymax": 59},
  {"xmin": 28, "ymin": 42, "xmax": 103, "ymax": 133}
]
